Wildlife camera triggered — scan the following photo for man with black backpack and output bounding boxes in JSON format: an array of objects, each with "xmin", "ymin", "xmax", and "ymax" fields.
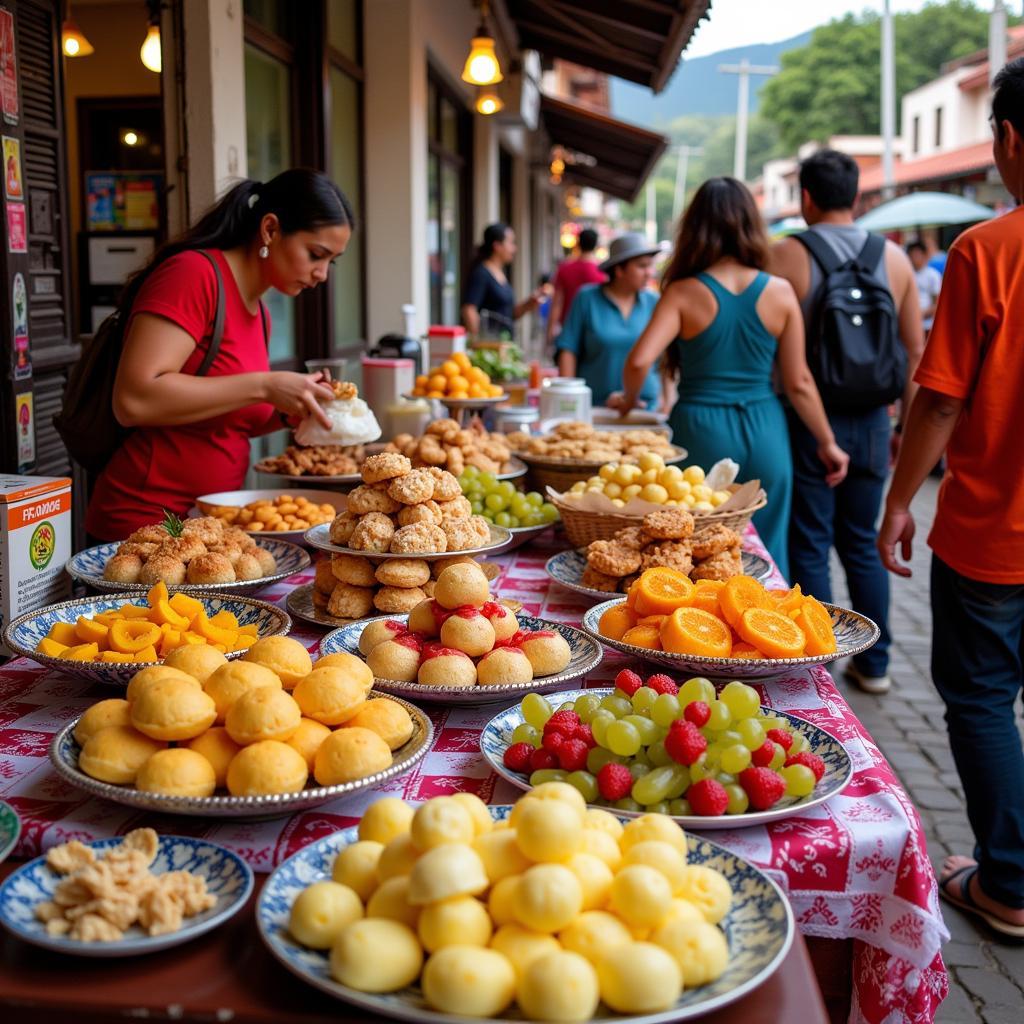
[{"xmin": 768, "ymin": 149, "xmax": 924, "ymax": 695}]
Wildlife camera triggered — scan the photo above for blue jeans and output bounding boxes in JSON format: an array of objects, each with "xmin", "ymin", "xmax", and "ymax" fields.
[
  {"xmin": 931, "ymin": 555, "xmax": 1024, "ymax": 908},
  {"xmin": 786, "ymin": 407, "xmax": 891, "ymax": 676}
]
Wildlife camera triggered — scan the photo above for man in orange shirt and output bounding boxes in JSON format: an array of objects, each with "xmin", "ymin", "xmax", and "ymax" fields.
[{"xmin": 878, "ymin": 58, "xmax": 1024, "ymax": 938}]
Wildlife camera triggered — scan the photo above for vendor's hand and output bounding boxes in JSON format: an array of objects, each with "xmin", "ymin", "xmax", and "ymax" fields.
[
  {"xmin": 265, "ymin": 372, "xmax": 335, "ymax": 429},
  {"xmin": 605, "ymin": 391, "xmax": 635, "ymax": 416},
  {"xmin": 816, "ymin": 440, "xmax": 849, "ymax": 487},
  {"xmin": 878, "ymin": 504, "xmax": 915, "ymax": 577}
]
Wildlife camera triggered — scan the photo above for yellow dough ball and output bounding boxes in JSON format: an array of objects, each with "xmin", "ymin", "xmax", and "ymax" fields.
[
  {"xmin": 662, "ymin": 898, "xmax": 705, "ymax": 926},
  {"xmin": 410, "ymin": 797, "xmax": 475, "ymax": 850},
  {"xmin": 294, "ymin": 667, "xmax": 366, "ymax": 726},
  {"xmin": 433, "ymin": 562, "xmax": 490, "ymax": 610},
  {"xmin": 242, "ymin": 635, "xmax": 312, "ymax": 689},
  {"xmin": 623, "ymin": 840, "xmax": 689, "ymax": 894},
  {"xmin": 313, "ymin": 728, "xmax": 393, "ymax": 787},
  {"xmin": 578, "ymin": 828, "xmax": 622, "ymax": 870},
  {"xmin": 585, "ymin": 808, "xmax": 623, "ymax": 840},
  {"xmin": 162, "ymin": 644, "xmax": 228, "ymax": 685},
  {"xmin": 487, "ymin": 875, "xmax": 521, "ymax": 926},
  {"xmin": 226, "ymin": 739, "xmax": 309, "ymax": 796},
  {"xmin": 332, "ymin": 840, "xmax": 383, "ymax": 902},
  {"xmin": 407, "ymin": 843, "xmax": 488, "ymax": 905},
  {"xmin": 358, "ymin": 797, "xmax": 414, "ymax": 845},
  {"xmin": 365, "ymin": 876, "xmax": 420, "ymax": 929},
  {"xmin": 620, "ymin": 814, "xmax": 688, "ymax": 855},
  {"xmin": 286, "ymin": 718, "xmax": 332, "ymax": 773},
  {"xmin": 418, "ymin": 893, "xmax": 493, "ymax": 952},
  {"xmin": 422, "ymin": 945, "xmax": 516, "ymax": 1018},
  {"xmin": 225, "ymin": 686, "xmax": 302, "ymax": 746},
  {"xmin": 74, "ymin": 699, "xmax": 131, "ymax": 746},
  {"xmin": 204, "ymin": 661, "xmax": 282, "ymax": 724},
  {"xmin": 596, "ymin": 941, "xmax": 682, "ymax": 1013},
  {"xmin": 135, "ymin": 747, "xmax": 216, "ymax": 797},
  {"xmin": 129, "ymin": 680, "xmax": 217, "ymax": 742},
  {"xmin": 514, "ymin": 799, "xmax": 583, "ymax": 863},
  {"xmin": 343, "ymin": 699, "xmax": 413, "ymax": 751},
  {"xmin": 651, "ymin": 916, "xmax": 729, "ymax": 987},
  {"xmin": 79, "ymin": 725, "xmax": 164, "ymax": 785},
  {"xmin": 559, "ymin": 910, "xmax": 633, "ymax": 965},
  {"xmin": 126, "ymin": 665, "xmax": 200, "ymax": 705},
  {"xmin": 473, "ymin": 829, "xmax": 532, "ymax": 884},
  {"xmin": 186, "ymin": 727, "xmax": 241, "ymax": 788},
  {"xmin": 517, "ymin": 950, "xmax": 600, "ymax": 1023},
  {"xmin": 510, "ymin": 782, "xmax": 586, "ymax": 829},
  {"xmin": 515, "ymin": 864, "xmax": 582, "ymax": 933},
  {"xmin": 674, "ymin": 865, "xmax": 733, "ymax": 924},
  {"xmin": 310, "ymin": 652, "xmax": 374, "ymax": 694},
  {"xmin": 450, "ymin": 792, "xmax": 493, "ymax": 837},
  {"xmin": 565, "ymin": 852, "xmax": 613, "ymax": 911},
  {"xmin": 610, "ymin": 865, "xmax": 673, "ymax": 928},
  {"xmin": 329, "ymin": 919, "xmax": 423, "ymax": 993},
  {"xmin": 289, "ymin": 881, "xmax": 364, "ymax": 949},
  {"xmin": 489, "ymin": 923, "xmax": 560, "ymax": 982},
  {"xmin": 376, "ymin": 833, "xmax": 419, "ymax": 882}
]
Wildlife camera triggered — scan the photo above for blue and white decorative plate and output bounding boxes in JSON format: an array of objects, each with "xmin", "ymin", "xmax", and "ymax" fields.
[
  {"xmin": 547, "ymin": 549, "xmax": 772, "ymax": 603},
  {"xmin": 258, "ymin": 455, "xmax": 527, "ymax": 487},
  {"xmin": 49, "ymin": 693, "xmax": 432, "ymax": 819},
  {"xmin": 256, "ymin": 805, "xmax": 793, "ymax": 1024},
  {"xmin": 320, "ymin": 614, "xmax": 603, "ymax": 705},
  {"xmin": 0, "ymin": 802, "xmax": 20, "ymax": 864},
  {"xmin": 481, "ymin": 688, "xmax": 854, "ymax": 830},
  {"xmin": 3, "ymin": 592, "xmax": 291, "ymax": 687},
  {"xmin": 582, "ymin": 599, "xmax": 879, "ymax": 681},
  {"xmin": 0, "ymin": 834, "xmax": 252, "ymax": 957},
  {"xmin": 192, "ymin": 488, "xmax": 348, "ymax": 545},
  {"xmin": 65, "ymin": 537, "xmax": 310, "ymax": 596},
  {"xmin": 303, "ymin": 522, "xmax": 512, "ymax": 561}
]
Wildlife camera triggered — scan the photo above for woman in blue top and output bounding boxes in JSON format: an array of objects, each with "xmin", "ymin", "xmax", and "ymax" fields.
[
  {"xmin": 610, "ymin": 179, "xmax": 848, "ymax": 578},
  {"xmin": 556, "ymin": 233, "xmax": 662, "ymax": 408}
]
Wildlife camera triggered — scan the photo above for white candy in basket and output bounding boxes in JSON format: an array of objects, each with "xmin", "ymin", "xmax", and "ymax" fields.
[{"xmin": 706, "ymin": 458, "xmax": 740, "ymax": 492}]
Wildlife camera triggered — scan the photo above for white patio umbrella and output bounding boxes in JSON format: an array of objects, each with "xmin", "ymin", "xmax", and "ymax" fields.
[{"xmin": 856, "ymin": 191, "xmax": 995, "ymax": 232}]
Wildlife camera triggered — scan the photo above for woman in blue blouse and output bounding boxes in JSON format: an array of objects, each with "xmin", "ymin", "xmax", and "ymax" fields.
[{"xmin": 555, "ymin": 233, "xmax": 662, "ymax": 407}]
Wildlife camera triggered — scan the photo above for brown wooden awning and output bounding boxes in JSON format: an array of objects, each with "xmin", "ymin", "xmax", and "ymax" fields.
[
  {"xmin": 540, "ymin": 95, "xmax": 668, "ymax": 202},
  {"xmin": 500, "ymin": 0, "xmax": 710, "ymax": 93}
]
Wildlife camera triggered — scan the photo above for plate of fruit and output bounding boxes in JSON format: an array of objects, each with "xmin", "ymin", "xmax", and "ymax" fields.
[
  {"xmin": 583, "ymin": 568, "xmax": 879, "ymax": 680},
  {"xmin": 480, "ymin": 679, "xmax": 853, "ymax": 830},
  {"xmin": 458, "ymin": 470, "xmax": 560, "ymax": 551},
  {"xmin": 256, "ymin": 791, "xmax": 793, "ymax": 1024}
]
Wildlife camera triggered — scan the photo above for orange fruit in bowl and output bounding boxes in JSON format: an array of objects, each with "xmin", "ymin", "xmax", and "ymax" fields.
[
  {"xmin": 768, "ymin": 584, "xmax": 804, "ymax": 616},
  {"xmin": 625, "ymin": 578, "xmax": 642, "ymax": 613},
  {"xmin": 621, "ymin": 624, "xmax": 662, "ymax": 650},
  {"xmin": 634, "ymin": 567, "xmax": 695, "ymax": 617},
  {"xmin": 793, "ymin": 597, "xmax": 837, "ymax": 656},
  {"xmin": 660, "ymin": 607, "xmax": 732, "ymax": 658},
  {"xmin": 736, "ymin": 607, "xmax": 806, "ymax": 659},
  {"xmin": 730, "ymin": 642, "xmax": 763, "ymax": 660},
  {"xmin": 719, "ymin": 575, "xmax": 772, "ymax": 631},
  {"xmin": 441, "ymin": 360, "xmax": 460, "ymax": 378},
  {"xmin": 598, "ymin": 604, "xmax": 636, "ymax": 641},
  {"xmin": 690, "ymin": 579, "xmax": 725, "ymax": 616}
]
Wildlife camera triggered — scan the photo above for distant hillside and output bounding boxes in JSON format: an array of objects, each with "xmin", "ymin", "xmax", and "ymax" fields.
[{"xmin": 610, "ymin": 31, "xmax": 812, "ymax": 126}]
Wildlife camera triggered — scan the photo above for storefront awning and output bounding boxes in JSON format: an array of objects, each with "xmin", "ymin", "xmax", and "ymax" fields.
[
  {"xmin": 502, "ymin": 0, "xmax": 710, "ymax": 93},
  {"xmin": 541, "ymin": 96, "xmax": 668, "ymax": 202}
]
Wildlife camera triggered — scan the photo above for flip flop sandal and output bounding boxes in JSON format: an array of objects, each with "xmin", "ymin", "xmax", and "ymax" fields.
[{"xmin": 940, "ymin": 864, "xmax": 1024, "ymax": 939}]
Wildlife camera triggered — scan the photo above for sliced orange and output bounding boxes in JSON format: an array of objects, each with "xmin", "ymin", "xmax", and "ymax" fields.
[
  {"xmin": 768, "ymin": 584, "xmax": 804, "ymax": 616},
  {"xmin": 599, "ymin": 603, "xmax": 636, "ymax": 641},
  {"xmin": 690, "ymin": 579, "xmax": 725, "ymax": 617},
  {"xmin": 720, "ymin": 575, "xmax": 772, "ymax": 631},
  {"xmin": 637, "ymin": 613, "xmax": 667, "ymax": 629},
  {"xmin": 730, "ymin": 642, "xmax": 763, "ymax": 660},
  {"xmin": 621, "ymin": 624, "xmax": 663, "ymax": 650},
  {"xmin": 736, "ymin": 607, "xmax": 806, "ymax": 659},
  {"xmin": 625, "ymin": 577, "xmax": 642, "ymax": 613},
  {"xmin": 794, "ymin": 597, "xmax": 837, "ymax": 656},
  {"xmin": 661, "ymin": 607, "xmax": 733, "ymax": 658},
  {"xmin": 635, "ymin": 567, "xmax": 695, "ymax": 616}
]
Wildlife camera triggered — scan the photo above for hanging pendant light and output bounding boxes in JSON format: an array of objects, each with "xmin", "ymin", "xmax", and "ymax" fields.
[
  {"xmin": 62, "ymin": 4, "xmax": 94, "ymax": 57},
  {"xmin": 461, "ymin": 1, "xmax": 502, "ymax": 86},
  {"xmin": 475, "ymin": 90, "xmax": 504, "ymax": 116},
  {"xmin": 140, "ymin": 1, "xmax": 162, "ymax": 73}
]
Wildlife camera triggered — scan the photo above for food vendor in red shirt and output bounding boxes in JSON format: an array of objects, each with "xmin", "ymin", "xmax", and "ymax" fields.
[{"xmin": 86, "ymin": 169, "xmax": 353, "ymax": 541}]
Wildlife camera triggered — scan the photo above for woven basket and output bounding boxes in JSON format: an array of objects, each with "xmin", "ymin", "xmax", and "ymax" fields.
[{"xmin": 519, "ymin": 445, "xmax": 687, "ymax": 494}]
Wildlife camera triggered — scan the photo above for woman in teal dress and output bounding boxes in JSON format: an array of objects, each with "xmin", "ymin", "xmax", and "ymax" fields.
[{"xmin": 610, "ymin": 178, "xmax": 848, "ymax": 578}]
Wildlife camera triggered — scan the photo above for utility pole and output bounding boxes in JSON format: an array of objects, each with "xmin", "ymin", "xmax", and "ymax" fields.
[
  {"xmin": 881, "ymin": 0, "xmax": 896, "ymax": 199},
  {"xmin": 719, "ymin": 58, "xmax": 778, "ymax": 181},
  {"xmin": 990, "ymin": 1, "xmax": 1008, "ymax": 87},
  {"xmin": 645, "ymin": 178, "xmax": 657, "ymax": 244},
  {"xmin": 672, "ymin": 144, "xmax": 704, "ymax": 223}
]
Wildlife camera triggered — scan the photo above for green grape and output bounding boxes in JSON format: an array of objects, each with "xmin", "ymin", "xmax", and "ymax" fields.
[
  {"xmin": 649, "ymin": 801, "xmax": 671, "ymax": 814},
  {"xmin": 650, "ymin": 693, "xmax": 682, "ymax": 727},
  {"xmin": 631, "ymin": 687, "xmax": 657, "ymax": 714},
  {"xmin": 666, "ymin": 764, "xmax": 691, "ymax": 799},
  {"xmin": 566, "ymin": 770, "xmax": 599, "ymax": 803},
  {"xmin": 632, "ymin": 765, "xmax": 677, "ymax": 805},
  {"xmin": 526, "ymin": 491, "xmax": 544, "ymax": 507},
  {"xmin": 600, "ymin": 695, "xmax": 632, "ymax": 718},
  {"xmin": 689, "ymin": 753, "xmax": 719, "ymax": 783},
  {"xmin": 478, "ymin": 472, "xmax": 497, "ymax": 490},
  {"xmin": 628, "ymin": 762, "xmax": 650, "ymax": 783},
  {"xmin": 511, "ymin": 723, "xmax": 541, "ymax": 747},
  {"xmin": 529, "ymin": 769, "xmax": 567, "ymax": 786},
  {"xmin": 461, "ymin": 465, "xmax": 480, "ymax": 479},
  {"xmin": 606, "ymin": 720, "xmax": 642, "ymax": 757},
  {"xmin": 679, "ymin": 677, "xmax": 716, "ymax": 707},
  {"xmin": 717, "ymin": 772, "xmax": 736, "ymax": 786},
  {"xmin": 720, "ymin": 681, "xmax": 761, "ymax": 719},
  {"xmin": 485, "ymin": 492, "xmax": 508, "ymax": 512},
  {"xmin": 540, "ymin": 502, "xmax": 559, "ymax": 523},
  {"xmin": 495, "ymin": 512, "xmax": 513, "ymax": 528},
  {"xmin": 789, "ymin": 733, "xmax": 811, "ymax": 756},
  {"xmin": 587, "ymin": 746, "xmax": 623, "ymax": 774},
  {"xmin": 717, "ymin": 729, "xmax": 744, "ymax": 747},
  {"xmin": 622, "ymin": 714, "xmax": 658, "ymax": 746},
  {"xmin": 720, "ymin": 743, "xmax": 751, "ymax": 774},
  {"xmin": 760, "ymin": 715, "xmax": 787, "ymax": 731},
  {"xmin": 521, "ymin": 693, "xmax": 553, "ymax": 730},
  {"xmin": 613, "ymin": 797, "xmax": 642, "ymax": 813},
  {"xmin": 590, "ymin": 712, "xmax": 614, "ymax": 748},
  {"xmin": 725, "ymin": 784, "xmax": 750, "ymax": 815},
  {"xmin": 780, "ymin": 764, "xmax": 815, "ymax": 797},
  {"xmin": 647, "ymin": 740, "xmax": 672, "ymax": 767},
  {"xmin": 668, "ymin": 798, "xmax": 691, "ymax": 816},
  {"xmin": 497, "ymin": 481, "xmax": 516, "ymax": 499},
  {"xmin": 631, "ymin": 748, "xmax": 652, "ymax": 768},
  {"xmin": 769, "ymin": 742, "xmax": 787, "ymax": 771},
  {"xmin": 471, "ymin": 500, "xmax": 486, "ymax": 517},
  {"xmin": 705, "ymin": 700, "xmax": 732, "ymax": 732},
  {"xmin": 737, "ymin": 718, "xmax": 766, "ymax": 750},
  {"xmin": 510, "ymin": 497, "xmax": 531, "ymax": 519},
  {"xmin": 523, "ymin": 511, "xmax": 544, "ymax": 527},
  {"xmin": 574, "ymin": 693, "xmax": 603, "ymax": 723}
]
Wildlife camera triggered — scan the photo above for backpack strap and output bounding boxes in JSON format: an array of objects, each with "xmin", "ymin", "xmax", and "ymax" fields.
[
  {"xmin": 854, "ymin": 233, "xmax": 886, "ymax": 273},
  {"xmin": 194, "ymin": 250, "xmax": 226, "ymax": 377},
  {"xmin": 794, "ymin": 230, "xmax": 844, "ymax": 277}
]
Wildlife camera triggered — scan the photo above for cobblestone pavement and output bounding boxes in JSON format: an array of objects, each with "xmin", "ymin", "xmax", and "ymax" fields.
[{"xmin": 827, "ymin": 476, "xmax": 1024, "ymax": 1022}]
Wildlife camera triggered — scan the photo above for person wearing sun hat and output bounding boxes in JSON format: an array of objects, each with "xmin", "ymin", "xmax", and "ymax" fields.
[{"xmin": 554, "ymin": 232, "xmax": 663, "ymax": 408}]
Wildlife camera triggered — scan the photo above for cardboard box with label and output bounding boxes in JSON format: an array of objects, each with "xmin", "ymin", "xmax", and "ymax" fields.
[{"xmin": 0, "ymin": 476, "xmax": 72, "ymax": 651}]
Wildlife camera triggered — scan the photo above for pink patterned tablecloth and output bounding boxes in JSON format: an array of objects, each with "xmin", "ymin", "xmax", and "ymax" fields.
[{"xmin": 0, "ymin": 526, "xmax": 948, "ymax": 1023}]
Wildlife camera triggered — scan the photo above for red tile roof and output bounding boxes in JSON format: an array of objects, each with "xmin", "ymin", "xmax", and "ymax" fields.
[
  {"xmin": 858, "ymin": 140, "xmax": 993, "ymax": 195},
  {"xmin": 954, "ymin": 25, "xmax": 1024, "ymax": 90}
]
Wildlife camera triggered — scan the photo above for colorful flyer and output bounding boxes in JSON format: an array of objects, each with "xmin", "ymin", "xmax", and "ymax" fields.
[
  {"xmin": 15, "ymin": 392, "xmax": 34, "ymax": 467},
  {"xmin": 5, "ymin": 201, "xmax": 25, "ymax": 252},
  {"xmin": 3, "ymin": 134, "xmax": 20, "ymax": 198},
  {"xmin": 0, "ymin": 8, "xmax": 17, "ymax": 126},
  {"xmin": 12, "ymin": 271, "xmax": 29, "ymax": 381}
]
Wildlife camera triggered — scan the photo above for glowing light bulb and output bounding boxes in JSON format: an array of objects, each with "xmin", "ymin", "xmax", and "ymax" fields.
[
  {"xmin": 140, "ymin": 24, "xmax": 161, "ymax": 73},
  {"xmin": 123, "ymin": 131, "xmax": 139, "ymax": 147},
  {"xmin": 64, "ymin": 37, "xmax": 80, "ymax": 56},
  {"xmin": 461, "ymin": 36, "xmax": 502, "ymax": 86}
]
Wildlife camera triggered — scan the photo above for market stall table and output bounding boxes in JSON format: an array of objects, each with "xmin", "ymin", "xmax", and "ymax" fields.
[{"xmin": 0, "ymin": 527, "xmax": 949, "ymax": 1024}]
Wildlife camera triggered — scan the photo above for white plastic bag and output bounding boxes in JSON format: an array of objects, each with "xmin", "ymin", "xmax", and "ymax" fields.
[{"xmin": 294, "ymin": 394, "xmax": 382, "ymax": 447}]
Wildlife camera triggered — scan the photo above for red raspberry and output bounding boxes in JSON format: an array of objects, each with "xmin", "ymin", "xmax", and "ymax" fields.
[
  {"xmin": 687, "ymin": 778, "xmax": 728, "ymax": 816},
  {"xmin": 684, "ymin": 701, "xmax": 711, "ymax": 727},
  {"xmin": 574, "ymin": 723, "xmax": 595, "ymax": 747},
  {"xmin": 529, "ymin": 748, "xmax": 559, "ymax": 772},
  {"xmin": 543, "ymin": 719, "xmax": 575, "ymax": 739},
  {"xmin": 664, "ymin": 720, "xmax": 707, "ymax": 766},
  {"xmin": 751, "ymin": 740, "xmax": 777, "ymax": 768},
  {"xmin": 503, "ymin": 742, "xmax": 534, "ymax": 773},
  {"xmin": 766, "ymin": 728, "xmax": 794, "ymax": 751},
  {"xmin": 785, "ymin": 752, "xmax": 826, "ymax": 782},
  {"xmin": 646, "ymin": 674, "xmax": 678, "ymax": 696},
  {"xmin": 614, "ymin": 669, "xmax": 644, "ymax": 697},
  {"xmin": 596, "ymin": 762, "xmax": 633, "ymax": 801},
  {"xmin": 541, "ymin": 731, "xmax": 565, "ymax": 754},
  {"xmin": 547, "ymin": 709, "xmax": 581, "ymax": 729},
  {"xmin": 739, "ymin": 767, "xmax": 786, "ymax": 811},
  {"xmin": 557, "ymin": 738, "xmax": 590, "ymax": 772}
]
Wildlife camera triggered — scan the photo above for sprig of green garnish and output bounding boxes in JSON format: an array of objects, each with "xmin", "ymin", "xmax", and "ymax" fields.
[{"xmin": 161, "ymin": 509, "xmax": 185, "ymax": 538}]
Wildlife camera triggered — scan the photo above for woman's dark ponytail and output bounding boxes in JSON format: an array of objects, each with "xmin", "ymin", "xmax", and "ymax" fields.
[
  {"xmin": 475, "ymin": 222, "xmax": 510, "ymax": 264},
  {"xmin": 118, "ymin": 168, "xmax": 355, "ymax": 313}
]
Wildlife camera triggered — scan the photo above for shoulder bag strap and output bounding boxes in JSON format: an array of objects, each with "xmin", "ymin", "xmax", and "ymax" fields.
[
  {"xmin": 258, "ymin": 301, "xmax": 269, "ymax": 348},
  {"xmin": 854, "ymin": 233, "xmax": 886, "ymax": 273},
  {"xmin": 194, "ymin": 250, "xmax": 226, "ymax": 377},
  {"xmin": 794, "ymin": 230, "xmax": 844, "ymax": 277}
]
